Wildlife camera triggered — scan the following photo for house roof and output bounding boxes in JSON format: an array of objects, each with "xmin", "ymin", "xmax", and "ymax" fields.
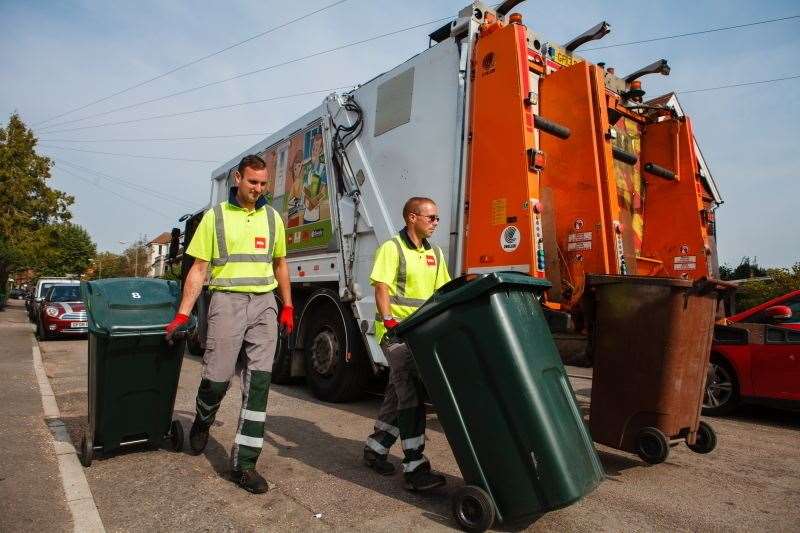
[{"xmin": 148, "ymin": 232, "xmax": 172, "ymax": 245}]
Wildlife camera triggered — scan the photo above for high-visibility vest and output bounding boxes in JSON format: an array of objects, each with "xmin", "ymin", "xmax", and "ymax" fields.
[
  {"xmin": 374, "ymin": 235, "xmax": 445, "ymax": 342},
  {"xmin": 207, "ymin": 203, "xmax": 280, "ymax": 293}
]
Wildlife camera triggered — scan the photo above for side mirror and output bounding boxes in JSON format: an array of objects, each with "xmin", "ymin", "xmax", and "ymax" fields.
[
  {"xmin": 765, "ymin": 305, "xmax": 792, "ymax": 322},
  {"xmin": 168, "ymin": 227, "xmax": 181, "ymax": 261}
]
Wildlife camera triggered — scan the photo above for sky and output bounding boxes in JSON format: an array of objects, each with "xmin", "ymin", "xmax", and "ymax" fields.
[{"xmin": 1, "ymin": 0, "xmax": 798, "ymax": 268}]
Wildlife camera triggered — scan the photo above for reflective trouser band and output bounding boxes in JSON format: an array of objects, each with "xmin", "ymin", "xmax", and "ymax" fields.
[
  {"xmin": 401, "ymin": 435, "xmax": 425, "ymax": 450},
  {"xmin": 209, "ymin": 276, "xmax": 275, "ymax": 287},
  {"xmin": 241, "ymin": 409, "xmax": 266, "ymax": 422},
  {"xmin": 213, "ymin": 204, "xmax": 277, "ymax": 266},
  {"xmin": 375, "ymin": 420, "xmax": 400, "ymax": 438},
  {"xmin": 234, "ymin": 434, "xmax": 264, "ymax": 448},
  {"xmin": 402, "ymin": 457, "xmax": 428, "ymax": 473},
  {"xmin": 366, "ymin": 437, "xmax": 389, "ymax": 455}
]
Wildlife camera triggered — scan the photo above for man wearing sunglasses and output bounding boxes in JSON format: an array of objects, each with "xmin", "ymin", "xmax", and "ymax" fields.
[{"xmin": 363, "ymin": 197, "xmax": 451, "ymax": 491}]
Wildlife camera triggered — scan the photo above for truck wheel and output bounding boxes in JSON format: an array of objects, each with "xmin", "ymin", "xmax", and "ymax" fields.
[
  {"xmin": 687, "ymin": 421, "xmax": 716, "ymax": 454},
  {"xmin": 303, "ymin": 298, "xmax": 367, "ymax": 403},
  {"xmin": 452, "ymin": 485, "xmax": 495, "ymax": 532},
  {"xmin": 636, "ymin": 426, "xmax": 669, "ymax": 464}
]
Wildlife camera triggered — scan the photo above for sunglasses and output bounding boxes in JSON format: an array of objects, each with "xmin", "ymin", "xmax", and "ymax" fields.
[{"xmin": 413, "ymin": 213, "xmax": 440, "ymax": 223}]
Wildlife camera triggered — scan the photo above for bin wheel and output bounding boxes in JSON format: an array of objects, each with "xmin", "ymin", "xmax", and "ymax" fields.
[
  {"xmin": 636, "ymin": 427, "xmax": 669, "ymax": 464},
  {"xmin": 80, "ymin": 434, "xmax": 93, "ymax": 467},
  {"xmin": 451, "ymin": 485, "xmax": 495, "ymax": 532},
  {"xmin": 170, "ymin": 420, "xmax": 184, "ymax": 452},
  {"xmin": 687, "ymin": 421, "xmax": 716, "ymax": 454}
]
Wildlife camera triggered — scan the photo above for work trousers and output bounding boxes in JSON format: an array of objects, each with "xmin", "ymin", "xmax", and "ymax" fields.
[
  {"xmin": 365, "ymin": 338, "xmax": 428, "ymax": 473},
  {"xmin": 194, "ymin": 291, "xmax": 278, "ymax": 471}
]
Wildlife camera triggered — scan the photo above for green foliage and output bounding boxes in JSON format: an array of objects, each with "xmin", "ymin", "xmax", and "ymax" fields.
[
  {"xmin": 31, "ymin": 223, "xmax": 97, "ymax": 277},
  {"xmin": 733, "ymin": 263, "xmax": 800, "ymax": 311},
  {"xmin": 718, "ymin": 257, "xmax": 767, "ymax": 281},
  {"xmin": 0, "ymin": 113, "xmax": 79, "ymax": 283}
]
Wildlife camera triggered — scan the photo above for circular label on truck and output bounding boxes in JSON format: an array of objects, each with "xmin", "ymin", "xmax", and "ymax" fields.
[{"xmin": 501, "ymin": 226, "xmax": 521, "ymax": 252}]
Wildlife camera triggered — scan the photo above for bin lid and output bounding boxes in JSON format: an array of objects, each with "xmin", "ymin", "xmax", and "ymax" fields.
[
  {"xmin": 585, "ymin": 274, "xmax": 692, "ymax": 288},
  {"xmin": 81, "ymin": 278, "xmax": 184, "ymax": 335},
  {"xmin": 393, "ymin": 272, "xmax": 551, "ymax": 337}
]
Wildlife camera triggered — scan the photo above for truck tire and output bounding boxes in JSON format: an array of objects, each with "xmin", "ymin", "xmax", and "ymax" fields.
[{"xmin": 302, "ymin": 293, "xmax": 368, "ymax": 403}]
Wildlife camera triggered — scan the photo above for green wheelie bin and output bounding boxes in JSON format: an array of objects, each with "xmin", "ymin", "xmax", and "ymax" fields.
[
  {"xmin": 79, "ymin": 278, "xmax": 193, "ymax": 467},
  {"xmin": 394, "ymin": 272, "xmax": 604, "ymax": 532}
]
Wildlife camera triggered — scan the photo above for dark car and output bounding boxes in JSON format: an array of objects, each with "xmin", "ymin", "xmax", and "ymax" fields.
[
  {"xmin": 9, "ymin": 288, "xmax": 26, "ymax": 299},
  {"xmin": 704, "ymin": 290, "xmax": 800, "ymax": 415},
  {"xmin": 36, "ymin": 284, "xmax": 87, "ymax": 340}
]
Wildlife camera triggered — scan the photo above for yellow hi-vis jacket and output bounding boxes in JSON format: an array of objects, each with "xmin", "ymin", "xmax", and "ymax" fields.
[
  {"xmin": 186, "ymin": 190, "xmax": 286, "ymax": 293},
  {"xmin": 370, "ymin": 229, "xmax": 451, "ymax": 343}
]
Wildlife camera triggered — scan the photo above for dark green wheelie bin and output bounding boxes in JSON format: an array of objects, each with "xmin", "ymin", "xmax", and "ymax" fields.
[
  {"xmin": 79, "ymin": 278, "xmax": 193, "ymax": 467},
  {"xmin": 393, "ymin": 272, "xmax": 604, "ymax": 532}
]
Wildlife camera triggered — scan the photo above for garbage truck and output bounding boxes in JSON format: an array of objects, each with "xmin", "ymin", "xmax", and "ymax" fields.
[{"xmin": 171, "ymin": 0, "xmax": 722, "ymax": 401}]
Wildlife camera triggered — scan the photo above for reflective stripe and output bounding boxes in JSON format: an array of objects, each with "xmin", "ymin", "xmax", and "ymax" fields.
[
  {"xmin": 213, "ymin": 204, "xmax": 228, "ymax": 259},
  {"xmin": 366, "ymin": 437, "xmax": 389, "ymax": 455},
  {"xmin": 401, "ymin": 435, "xmax": 425, "ymax": 450},
  {"xmin": 375, "ymin": 420, "xmax": 400, "ymax": 438},
  {"xmin": 209, "ymin": 276, "xmax": 275, "ymax": 287},
  {"xmin": 390, "ymin": 295, "xmax": 427, "ymax": 307},
  {"xmin": 234, "ymin": 434, "xmax": 264, "ymax": 448},
  {"xmin": 197, "ymin": 410, "xmax": 215, "ymax": 422},
  {"xmin": 241, "ymin": 409, "xmax": 266, "ymax": 422},
  {"xmin": 392, "ymin": 239, "xmax": 407, "ymax": 294},
  {"xmin": 265, "ymin": 207, "xmax": 276, "ymax": 263},
  {"xmin": 196, "ymin": 398, "xmax": 220, "ymax": 412},
  {"xmin": 402, "ymin": 457, "xmax": 428, "ymax": 473},
  {"xmin": 211, "ymin": 253, "xmax": 270, "ymax": 267}
]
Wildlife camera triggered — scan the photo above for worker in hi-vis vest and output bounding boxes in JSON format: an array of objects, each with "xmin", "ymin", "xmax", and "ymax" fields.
[
  {"xmin": 364, "ymin": 197, "xmax": 451, "ymax": 491},
  {"xmin": 165, "ymin": 154, "xmax": 293, "ymax": 494}
]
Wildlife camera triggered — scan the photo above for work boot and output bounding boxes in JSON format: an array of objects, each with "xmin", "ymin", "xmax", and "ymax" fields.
[
  {"xmin": 189, "ymin": 417, "xmax": 210, "ymax": 455},
  {"xmin": 230, "ymin": 469, "xmax": 269, "ymax": 494},
  {"xmin": 404, "ymin": 467, "xmax": 446, "ymax": 492},
  {"xmin": 363, "ymin": 449, "xmax": 396, "ymax": 476}
]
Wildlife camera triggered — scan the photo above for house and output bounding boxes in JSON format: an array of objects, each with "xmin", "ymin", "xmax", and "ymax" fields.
[{"xmin": 147, "ymin": 232, "xmax": 173, "ymax": 277}]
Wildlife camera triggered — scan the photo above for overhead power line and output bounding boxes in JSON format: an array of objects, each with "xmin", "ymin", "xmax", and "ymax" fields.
[
  {"xmin": 56, "ymin": 158, "xmax": 197, "ymax": 209},
  {"xmin": 37, "ymin": 15, "xmax": 453, "ymax": 133},
  {"xmin": 677, "ymin": 74, "xmax": 800, "ymax": 94},
  {"xmin": 40, "ymin": 86, "xmax": 351, "ymax": 134},
  {"xmin": 38, "ymin": 133, "xmax": 272, "ymax": 143},
  {"xmin": 583, "ymin": 14, "xmax": 799, "ymax": 51},
  {"xmin": 40, "ymin": 144, "xmax": 219, "ymax": 163},
  {"xmin": 31, "ymin": 0, "xmax": 349, "ymax": 128},
  {"xmin": 55, "ymin": 164, "xmax": 175, "ymax": 220}
]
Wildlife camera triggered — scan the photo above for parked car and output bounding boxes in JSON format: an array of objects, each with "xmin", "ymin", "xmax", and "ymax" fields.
[
  {"xmin": 36, "ymin": 284, "xmax": 87, "ymax": 340},
  {"xmin": 9, "ymin": 288, "xmax": 26, "ymax": 299},
  {"xmin": 28, "ymin": 278, "xmax": 78, "ymax": 322},
  {"xmin": 704, "ymin": 290, "xmax": 800, "ymax": 415}
]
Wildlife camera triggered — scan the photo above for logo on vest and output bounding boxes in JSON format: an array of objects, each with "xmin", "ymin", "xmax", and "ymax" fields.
[
  {"xmin": 426, "ymin": 254, "xmax": 436, "ymax": 266},
  {"xmin": 254, "ymin": 236, "xmax": 266, "ymax": 249}
]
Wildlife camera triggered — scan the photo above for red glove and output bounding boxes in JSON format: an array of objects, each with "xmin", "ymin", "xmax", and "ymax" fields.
[
  {"xmin": 383, "ymin": 318, "xmax": 400, "ymax": 330},
  {"xmin": 165, "ymin": 313, "xmax": 189, "ymax": 339},
  {"xmin": 279, "ymin": 305, "xmax": 294, "ymax": 335}
]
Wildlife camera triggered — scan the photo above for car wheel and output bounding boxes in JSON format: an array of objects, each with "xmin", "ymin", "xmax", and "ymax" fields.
[
  {"xmin": 702, "ymin": 357, "xmax": 740, "ymax": 416},
  {"xmin": 37, "ymin": 320, "xmax": 50, "ymax": 341}
]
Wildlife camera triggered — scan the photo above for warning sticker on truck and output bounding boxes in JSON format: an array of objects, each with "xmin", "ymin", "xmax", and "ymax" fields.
[
  {"xmin": 500, "ymin": 226, "xmax": 521, "ymax": 252},
  {"xmin": 567, "ymin": 241, "xmax": 592, "ymax": 251},
  {"xmin": 673, "ymin": 262, "xmax": 697, "ymax": 271},
  {"xmin": 491, "ymin": 198, "xmax": 507, "ymax": 226},
  {"xmin": 674, "ymin": 255, "xmax": 697, "ymax": 264},
  {"xmin": 568, "ymin": 232, "xmax": 592, "ymax": 243}
]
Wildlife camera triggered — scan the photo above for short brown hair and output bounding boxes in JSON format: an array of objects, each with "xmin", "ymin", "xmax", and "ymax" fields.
[
  {"xmin": 238, "ymin": 154, "xmax": 266, "ymax": 176},
  {"xmin": 402, "ymin": 197, "xmax": 436, "ymax": 221}
]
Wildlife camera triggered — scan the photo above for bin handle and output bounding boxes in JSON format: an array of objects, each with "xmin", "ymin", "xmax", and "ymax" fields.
[
  {"xmin": 689, "ymin": 277, "xmax": 737, "ymax": 296},
  {"xmin": 434, "ymin": 274, "xmax": 481, "ymax": 296}
]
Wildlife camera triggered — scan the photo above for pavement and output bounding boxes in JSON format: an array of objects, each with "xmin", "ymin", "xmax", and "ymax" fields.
[{"xmin": 3, "ymin": 297, "xmax": 800, "ymax": 531}]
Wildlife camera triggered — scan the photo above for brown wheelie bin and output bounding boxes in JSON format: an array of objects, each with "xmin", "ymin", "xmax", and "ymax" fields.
[{"xmin": 583, "ymin": 275, "xmax": 731, "ymax": 464}]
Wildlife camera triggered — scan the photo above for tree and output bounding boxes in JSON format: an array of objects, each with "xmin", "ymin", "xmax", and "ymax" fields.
[
  {"xmin": 719, "ymin": 257, "xmax": 767, "ymax": 281},
  {"xmin": 734, "ymin": 262, "xmax": 800, "ymax": 311},
  {"xmin": 84, "ymin": 251, "xmax": 125, "ymax": 280},
  {"xmin": 0, "ymin": 114, "xmax": 74, "ymax": 284},
  {"xmin": 120, "ymin": 239, "xmax": 150, "ymax": 277},
  {"xmin": 32, "ymin": 223, "xmax": 96, "ymax": 277}
]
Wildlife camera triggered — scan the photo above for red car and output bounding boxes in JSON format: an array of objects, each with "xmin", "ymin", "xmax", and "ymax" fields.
[
  {"xmin": 704, "ymin": 290, "xmax": 800, "ymax": 415},
  {"xmin": 36, "ymin": 284, "xmax": 88, "ymax": 340}
]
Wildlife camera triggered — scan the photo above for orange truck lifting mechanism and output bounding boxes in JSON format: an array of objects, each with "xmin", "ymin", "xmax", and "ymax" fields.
[{"xmin": 462, "ymin": 6, "xmax": 720, "ymax": 321}]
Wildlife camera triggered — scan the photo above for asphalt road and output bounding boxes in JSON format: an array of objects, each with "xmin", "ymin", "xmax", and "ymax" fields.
[{"xmin": 29, "ymin": 326, "xmax": 800, "ymax": 531}]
